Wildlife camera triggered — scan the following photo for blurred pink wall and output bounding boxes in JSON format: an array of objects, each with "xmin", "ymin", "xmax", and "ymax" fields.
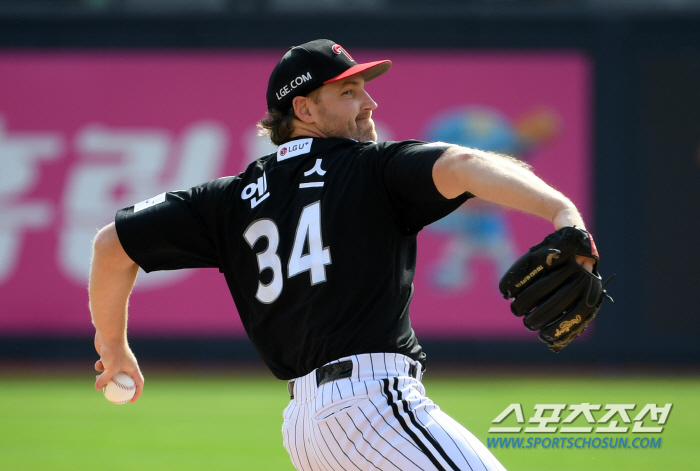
[{"xmin": 0, "ymin": 50, "xmax": 591, "ymax": 340}]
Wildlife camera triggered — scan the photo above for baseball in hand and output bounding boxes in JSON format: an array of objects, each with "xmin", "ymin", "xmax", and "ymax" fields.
[{"xmin": 103, "ymin": 372, "xmax": 136, "ymax": 404}]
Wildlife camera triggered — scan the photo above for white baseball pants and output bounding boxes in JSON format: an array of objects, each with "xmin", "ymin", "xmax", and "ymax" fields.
[{"xmin": 282, "ymin": 353, "xmax": 506, "ymax": 471}]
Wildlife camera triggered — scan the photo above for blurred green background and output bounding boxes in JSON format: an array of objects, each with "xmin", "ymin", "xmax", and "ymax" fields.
[{"xmin": 1, "ymin": 367, "xmax": 696, "ymax": 470}]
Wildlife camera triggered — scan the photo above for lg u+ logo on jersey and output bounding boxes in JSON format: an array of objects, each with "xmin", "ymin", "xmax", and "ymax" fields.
[{"xmin": 277, "ymin": 138, "xmax": 312, "ymax": 161}]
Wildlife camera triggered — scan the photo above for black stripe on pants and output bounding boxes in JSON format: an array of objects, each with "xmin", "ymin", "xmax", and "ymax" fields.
[{"xmin": 381, "ymin": 377, "xmax": 461, "ymax": 471}]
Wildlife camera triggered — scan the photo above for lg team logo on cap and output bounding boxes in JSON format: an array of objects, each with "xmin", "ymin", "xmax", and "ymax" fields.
[{"xmin": 332, "ymin": 44, "xmax": 353, "ymax": 61}]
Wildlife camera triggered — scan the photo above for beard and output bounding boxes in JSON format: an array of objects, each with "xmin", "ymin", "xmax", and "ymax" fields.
[
  {"xmin": 316, "ymin": 105, "xmax": 377, "ymax": 142},
  {"xmin": 354, "ymin": 117, "xmax": 378, "ymax": 142}
]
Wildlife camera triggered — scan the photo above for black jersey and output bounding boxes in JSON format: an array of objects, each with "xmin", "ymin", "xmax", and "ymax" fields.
[{"xmin": 115, "ymin": 137, "xmax": 471, "ymax": 379}]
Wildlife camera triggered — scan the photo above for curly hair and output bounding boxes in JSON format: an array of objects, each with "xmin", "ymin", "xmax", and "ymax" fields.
[{"xmin": 256, "ymin": 107, "xmax": 297, "ymax": 146}]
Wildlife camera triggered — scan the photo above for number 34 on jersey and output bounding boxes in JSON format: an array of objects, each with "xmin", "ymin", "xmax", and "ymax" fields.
[{"xmin": 243, "ymin": 201, "xmax": 331, "ymax": 304}]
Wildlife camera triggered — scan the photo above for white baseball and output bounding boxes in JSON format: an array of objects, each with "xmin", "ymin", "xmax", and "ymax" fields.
[{"xmin": 103, "ymin": 372, "xmax": 136, "ymax": 404}]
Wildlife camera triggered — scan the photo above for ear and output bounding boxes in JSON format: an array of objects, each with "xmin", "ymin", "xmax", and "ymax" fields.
[{"xmin": 292, "ymin": 96, "xmax": 315, "ymax": 124}]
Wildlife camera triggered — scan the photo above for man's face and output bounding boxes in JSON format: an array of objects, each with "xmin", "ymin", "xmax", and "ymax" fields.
[{"xmin": 308, "ymin": 77, "xmax": 379, "ymax": 142}]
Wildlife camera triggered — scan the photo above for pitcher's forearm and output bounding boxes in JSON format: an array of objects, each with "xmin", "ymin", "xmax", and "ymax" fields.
[
  {"xmin": 433, "ymin": 146, "xmax": 586, "ymax": 228},
  {"xmin": 89, "ymin": 223, "xmax": 139, "ymax": 346}
]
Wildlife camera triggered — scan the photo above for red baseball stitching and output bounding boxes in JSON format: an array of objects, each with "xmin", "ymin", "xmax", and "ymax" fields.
[
  {"xmin": 112, "ymin": 378, "xmax": 136, "ymax": 391},
  {"xmin": 104, "ymin": 375, "xmax": 136, "ymax": 403},
  {"xmin": 112, "ymin": 377, "xmax": 135, "ymax": 391}
]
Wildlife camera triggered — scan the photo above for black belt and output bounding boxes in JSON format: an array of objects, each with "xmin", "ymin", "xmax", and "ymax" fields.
[{"xmin": 287, "ymin": 360, "xmax": 420, "ymax": 400}]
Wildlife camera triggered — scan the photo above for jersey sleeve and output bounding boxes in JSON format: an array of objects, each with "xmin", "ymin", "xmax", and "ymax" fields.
[
  {"xmin": 114, "ymin": 177, "xmax": 236, "ymax": 272},
  {"xmin": 376, "ymin": 140, "xmax": 472, "ymax": 233}
]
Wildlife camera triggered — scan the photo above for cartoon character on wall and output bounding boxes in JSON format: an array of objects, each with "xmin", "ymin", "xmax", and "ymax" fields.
[{"xmin": 424, "ymin": 105, "xmax": 562, "ymax": 291}]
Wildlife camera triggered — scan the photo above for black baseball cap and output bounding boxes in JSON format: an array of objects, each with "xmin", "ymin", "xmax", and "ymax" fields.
[{"xmin": 266, "ymin": 39, "xmax": 392, "ymax": 112}]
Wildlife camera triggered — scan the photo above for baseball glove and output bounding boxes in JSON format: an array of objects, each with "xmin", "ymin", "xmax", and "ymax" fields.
[{"xmin": 499, "ymin": 226, "xmax": 612, "ymax": 353}]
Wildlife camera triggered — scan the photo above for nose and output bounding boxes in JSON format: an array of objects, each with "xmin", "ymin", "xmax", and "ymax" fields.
[{"xmin": 361, "ymin": 89, "xmax": 378, "ymax": 111}]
